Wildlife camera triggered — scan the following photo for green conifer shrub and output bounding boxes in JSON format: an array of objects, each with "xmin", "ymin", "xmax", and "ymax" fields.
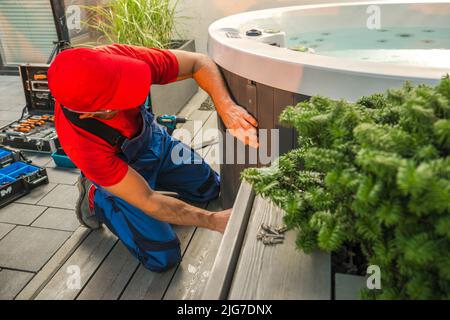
[{"xmin": 242, "ymin": 77, "xmax": 450, "ymax": 299}]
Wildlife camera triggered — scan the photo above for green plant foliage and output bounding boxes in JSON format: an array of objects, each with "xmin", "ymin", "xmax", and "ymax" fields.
[
  {"xmin": 242, "ymin": 76, "xmax": 450, "ymax": 299},
  {"xmin": 82, "ymin": 0, "xmax": 181, "ymax": 49}
]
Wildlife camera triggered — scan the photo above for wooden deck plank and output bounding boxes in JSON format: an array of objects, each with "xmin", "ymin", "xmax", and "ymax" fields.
[
  {"xmin": 119, "ymin": 225, "xmax": 196, "ymax": 300},
  {"xmin": 195, "ymin": 111, "xmax": 219, "ymax": 173},
  {"xmin": 173, "ymin": 109, "xmax": 213, "ymax": 146},
  {"xmin": 16, "ymin": 227, "xmax": 91, "ymax": 300},
  {"xmin": 77, "ymin": 241, "xmax": 140, "ymax": 300},
  {"xmin": 228, "ymin": 195, "xmax": 331, "ymax": 300},
  {"xmin": 192, "ymin": 112, "xmax": 218, "ymax": 150},
  {"xmin": 177, "ymin": 90, "xmax": 209, "ymax": 119},
  {"xmin": 34, "ymin": 228, "xmax": 118, "ymax": 300},
  {"xmin": 163, "ymin": 199, "xmax": 223, "ymax": 300},
  {"xmin": 202, "ymin": 182, "xmax": 255, "ymax": 299}
]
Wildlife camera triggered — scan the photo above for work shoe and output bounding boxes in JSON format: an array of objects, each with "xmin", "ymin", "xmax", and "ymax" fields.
[{"xmin": 76, "ymin": 176, "xmax": 102, "ymax": 229}]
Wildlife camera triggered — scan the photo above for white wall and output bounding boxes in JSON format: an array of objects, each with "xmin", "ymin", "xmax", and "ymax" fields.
[{"xmin": 175, "ymin": 0, "xmax": 393, "ymax": 53}]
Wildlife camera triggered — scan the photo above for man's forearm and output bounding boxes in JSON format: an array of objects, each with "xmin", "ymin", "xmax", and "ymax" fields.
[
  {"xmin": 104, "ymin": 167, "xmax": 217, "ymax": 231},
  {"xmin": 192, "ymin": 55, "xmax": 233, "ymax": 116},
  {"xmin": 170, "ymin": 50, "xmax": 258, "ymax": 147},
  {"xmin": 144, "ymin": 192, "xmax": 213, "ymax": 229}
]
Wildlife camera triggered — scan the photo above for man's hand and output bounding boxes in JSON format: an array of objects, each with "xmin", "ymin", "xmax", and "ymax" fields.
[
  {"xmin": 219, "ymin": 101, "xmax": 259, "ymax": 149},
  {"xmin": 209, "ymin": 209, "xmax": 232, "ymax": 233},
  {"xmin": 169, "ymin": 50, "xmax": 259, "ymax": 148}
]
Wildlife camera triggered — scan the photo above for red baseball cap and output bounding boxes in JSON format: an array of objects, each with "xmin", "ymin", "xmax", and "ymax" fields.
[{"xmin": 48, "ymin": 47, "xmax": 151, "ymax": 112}]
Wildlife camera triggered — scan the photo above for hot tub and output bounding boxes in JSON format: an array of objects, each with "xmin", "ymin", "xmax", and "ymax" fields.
[{"xmin": 208, "ymin": 0, "xmax": 450, "ymax": 207}]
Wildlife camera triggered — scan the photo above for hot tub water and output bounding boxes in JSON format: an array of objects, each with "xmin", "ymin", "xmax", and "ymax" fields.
[{"xmin": 286, "ymin": 27, "xmax": 450, "ymax": 68}]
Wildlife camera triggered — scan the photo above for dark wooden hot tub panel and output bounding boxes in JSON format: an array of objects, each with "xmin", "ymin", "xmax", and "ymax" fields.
[{"xmin": 219, "ymin": 68, "xmax": 309, "ymax": 208}]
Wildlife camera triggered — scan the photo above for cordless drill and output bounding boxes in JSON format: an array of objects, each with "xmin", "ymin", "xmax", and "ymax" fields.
[{"xmin": 156, "ymin": 115, "xmax": 188, "ymax": 135}]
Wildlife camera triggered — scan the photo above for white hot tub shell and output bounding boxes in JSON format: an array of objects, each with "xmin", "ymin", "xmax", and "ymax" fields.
[
  {"xmin": 208, "ymin": 1, "xmax": 450, "ymax": 207},
  {"xmin": 208, "ymin": 0, "xmax": 450, "ymax": 101}
]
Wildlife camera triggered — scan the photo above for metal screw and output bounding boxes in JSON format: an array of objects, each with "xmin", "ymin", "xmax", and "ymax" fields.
[
  {"xmin": 261, "ymin": 223, "xmax": 279, "ymax": 235},
  {"xmin": 275, "ymin": 225, "xmax": 289, "ymax": 234},
  {"xmin": 258, "ymin": 230, "xmax": 284, "ymax": 239},
  {"xmin": 262, "ymin": 237, "xmax": 284, "ymax": 245}
]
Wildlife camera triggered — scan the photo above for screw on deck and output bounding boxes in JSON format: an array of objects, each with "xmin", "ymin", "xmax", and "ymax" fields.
[{"xmin": 257, "ymin": 223, "xmax": 288, "ymax": 246}]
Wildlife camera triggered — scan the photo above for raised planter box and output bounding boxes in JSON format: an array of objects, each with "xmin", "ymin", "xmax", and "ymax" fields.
[
  {"xmin": 150, "ymin": 39, "xmax": 199, "ymax": 116},
  {"xmin": 203, "ymin": 181, "xmax": 367, "ymax": 300},
  {"xmin": 203, "ymin": 182, "xmax": 331, "ymax": 300},
  {"xmin": 334, "ymin": 273, "xmax": 366, "ymax": 300}
]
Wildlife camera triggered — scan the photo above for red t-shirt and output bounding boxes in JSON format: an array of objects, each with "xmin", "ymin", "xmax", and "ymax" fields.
[{"xmin": 54, "ymin": 44, "xmax": 179, "ymax": 186}]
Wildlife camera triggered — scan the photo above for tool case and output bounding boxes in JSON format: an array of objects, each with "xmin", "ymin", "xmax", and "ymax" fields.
[
  {"xmin": 0, "ymin": 64, "xmax": 60, "ymax": 153},
  {"xmin": 0, "ymin": 154, "xmax": 49, "ymax": 209},
  {"xmin": 0, "ymin": 147, "xmax": 23, "ymax": 168},
  {"xmin": 0, "ymin": 0, "xmax": 73, "ymax": 154}
]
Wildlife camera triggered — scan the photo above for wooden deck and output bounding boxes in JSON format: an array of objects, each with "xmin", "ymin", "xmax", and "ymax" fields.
[
  {"xmin": 25, "ymin": 200, "xmax": 222, "ymax": 300},
  {"xmin": 0, "ymin": 85, "xmax": 224, "ymax": 300},
  {"xmin": 203, "ymin": 182, "xmax": 332, "ymax": 300}
]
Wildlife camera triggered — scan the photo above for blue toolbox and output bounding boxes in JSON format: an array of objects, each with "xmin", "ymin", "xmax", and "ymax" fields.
[
  {"xmin": 0, "ymin": 147, "xmax": 22, "ymax": 168},
  {"xmin": 0, "ymin": 150, "xmax": 49, "ymax": 208}
]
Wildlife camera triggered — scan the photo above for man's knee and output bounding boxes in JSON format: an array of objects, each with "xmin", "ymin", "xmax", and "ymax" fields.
[
  {"xmin": 197, "ymin": 170, "xmax": 220, "ymax": 200},
  {"xmin": 139, "ymin": 245, "xmax": 182, "ymax": 273}
]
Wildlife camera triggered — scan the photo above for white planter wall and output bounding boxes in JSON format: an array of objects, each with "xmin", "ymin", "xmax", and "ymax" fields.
[{"xmin": 150, "ymin": 40, "xmax": 198, "ymax": 115}]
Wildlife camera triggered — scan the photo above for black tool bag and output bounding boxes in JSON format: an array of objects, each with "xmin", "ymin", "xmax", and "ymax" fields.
[
  {"xmin": 0, "ymin": 64, "xmax": 60, "ymax": 153},
  {"xmin": 0, "ymin": 146, "xmax": 49, "ymax": 208}
]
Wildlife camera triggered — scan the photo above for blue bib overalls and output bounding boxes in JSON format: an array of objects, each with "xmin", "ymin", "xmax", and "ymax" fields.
[{"xmin": 92, "ymin": 106, "xmax": 220, "ymax": 272}]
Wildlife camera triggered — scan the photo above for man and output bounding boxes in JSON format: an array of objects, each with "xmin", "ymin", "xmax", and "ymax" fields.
[{"xmin": 48, "ymin": 44, "xmax": 258, "ymax": 272}]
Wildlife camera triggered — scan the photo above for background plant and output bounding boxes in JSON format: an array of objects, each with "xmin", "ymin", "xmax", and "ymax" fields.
[
  {"xmin": 82, "ymin": 0, "xmax": 181, "ymax": 49},
  {"xmin": 243, "ymin": 77, "xmax": 450, "ymax": 299}
]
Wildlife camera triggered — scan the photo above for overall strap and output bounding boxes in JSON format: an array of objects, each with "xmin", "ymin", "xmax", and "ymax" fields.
[{"xmin": 61, "ymin": 106, "xmax": 126, "ymax": 147}]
